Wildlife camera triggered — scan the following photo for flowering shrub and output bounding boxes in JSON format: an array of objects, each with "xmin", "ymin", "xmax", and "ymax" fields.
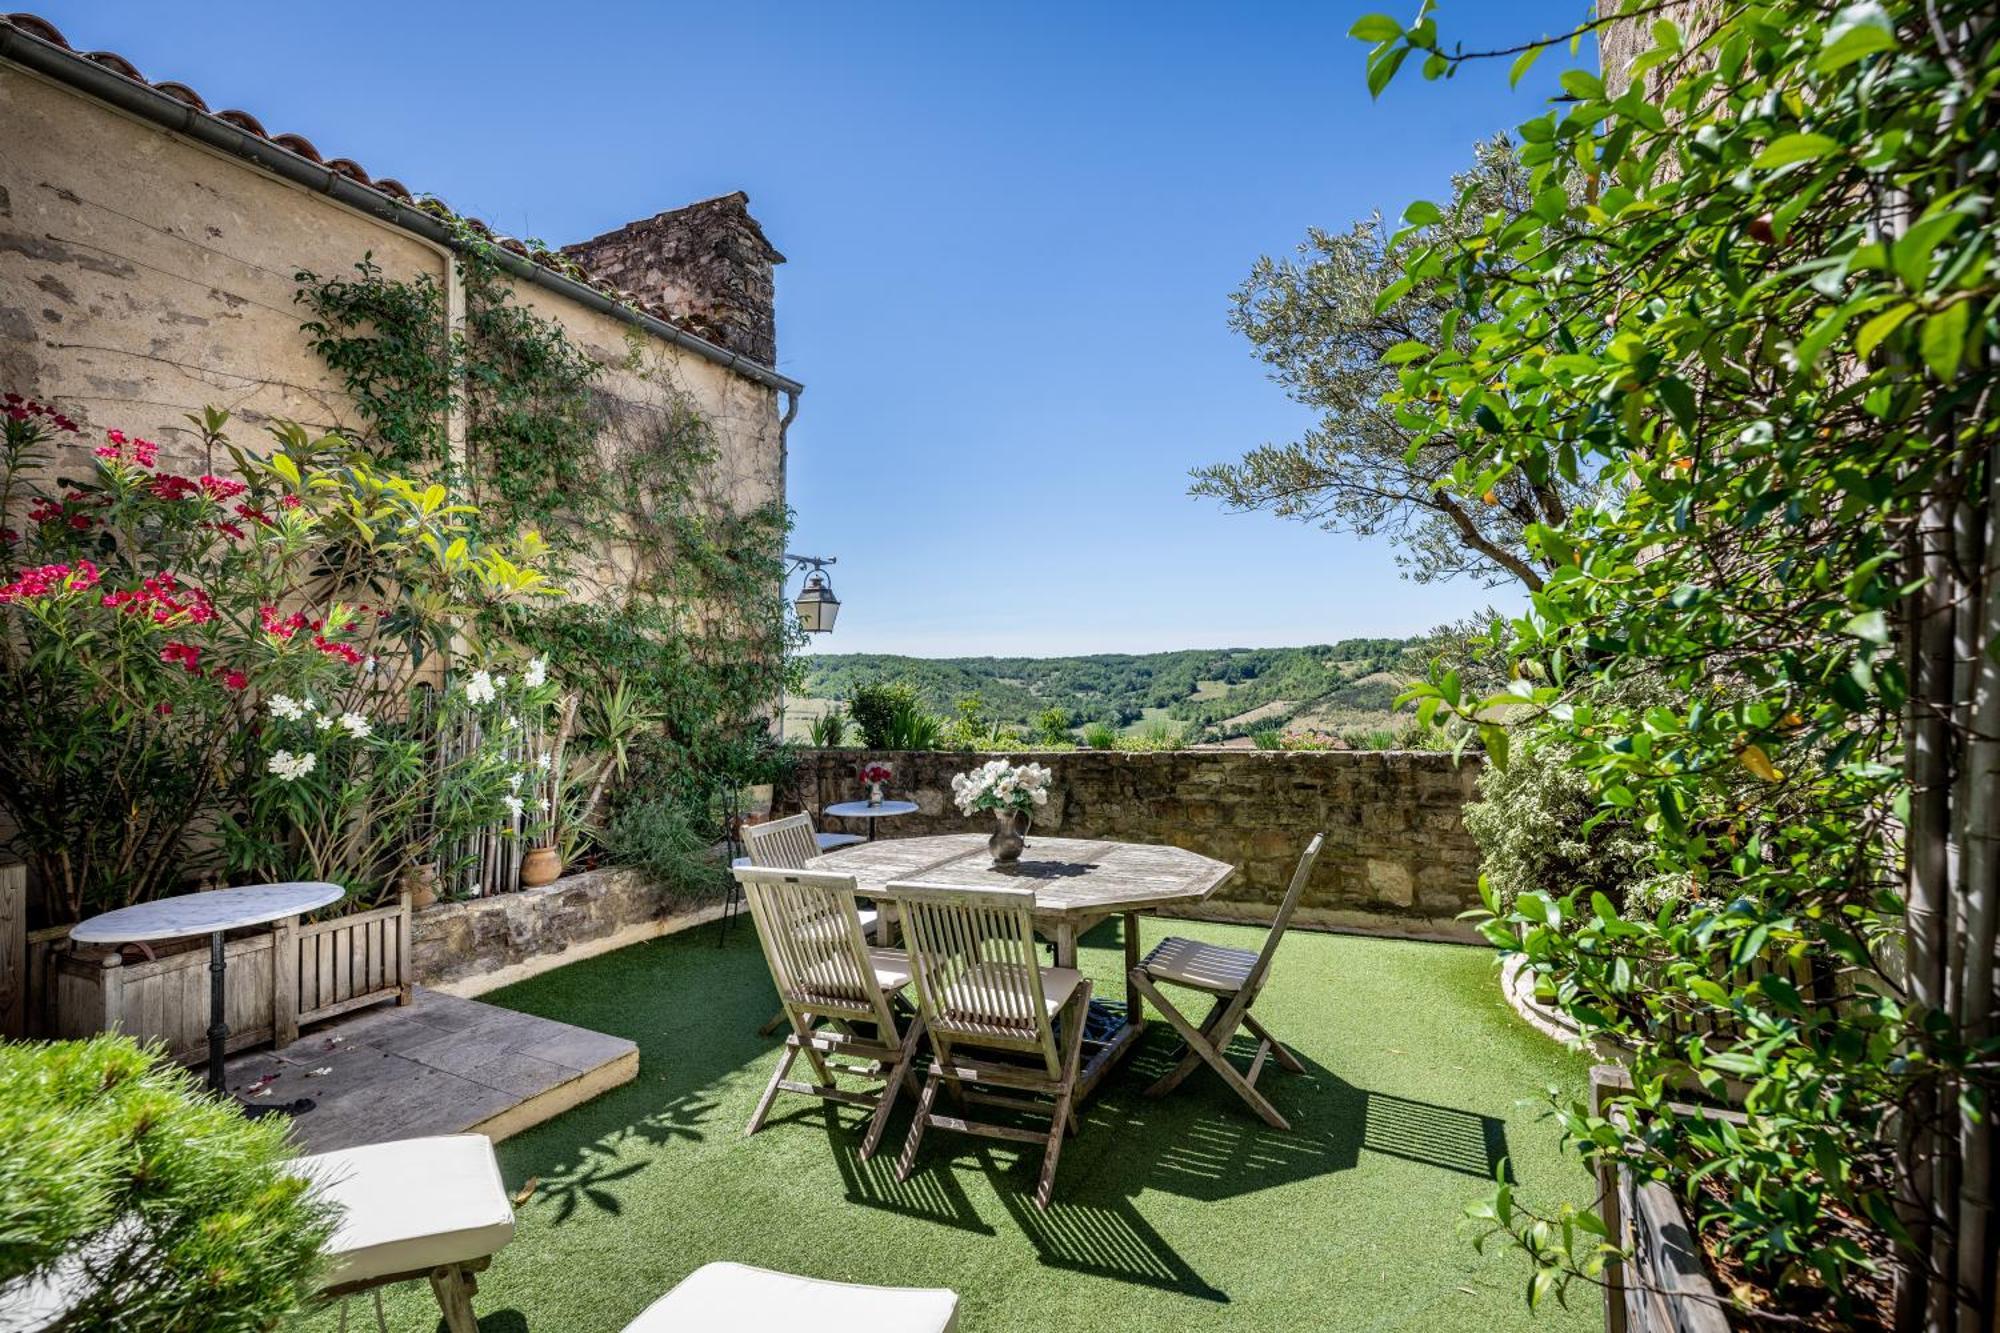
[
  {"xmin": 950, "ymin": 760, "xmax": 1052, "ymax": 818},
  {"xmin": 0, "ymin": 394, "xmax": 552, "ymax": 923}
]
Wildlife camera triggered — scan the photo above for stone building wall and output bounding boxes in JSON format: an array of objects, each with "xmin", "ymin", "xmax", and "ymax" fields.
[{"xmin": 792, "ymin": 749, "xmax": 1487, "ymax": 941}]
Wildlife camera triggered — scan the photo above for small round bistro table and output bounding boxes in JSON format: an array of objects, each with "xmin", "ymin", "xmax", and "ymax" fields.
[
  {"xmin": 821, "ymin": 798, "xmax": 919, "ymax": 842},
  {"xmin": 71, "ymin": 881, "xmax": 345, "ymax": 1113}
]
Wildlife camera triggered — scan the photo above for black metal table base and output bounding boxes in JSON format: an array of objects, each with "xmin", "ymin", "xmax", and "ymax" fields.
[{"xmin": 207, "ymin": 929, "xmax": 315, "ymax": 1119}]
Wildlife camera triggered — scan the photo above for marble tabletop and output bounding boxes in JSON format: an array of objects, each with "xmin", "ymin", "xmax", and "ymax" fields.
[
  {"xmin": 71, "ymin": 881, "xmax": 346, "ymax": 944},
  {"xmin": 823, "ymin": 799, "xmax": 920, "ymax": 819}
]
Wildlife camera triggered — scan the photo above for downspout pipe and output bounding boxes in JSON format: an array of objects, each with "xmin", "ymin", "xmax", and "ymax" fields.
[{"xmin": 0, "ymin": 22, "xmax": 806, "ymax": 401}]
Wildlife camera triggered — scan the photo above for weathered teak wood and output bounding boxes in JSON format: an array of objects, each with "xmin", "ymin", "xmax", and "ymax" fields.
[
  {"xmin": 1132, "ymin": 833, "xmax": 1323, "ymax": 1131},
  {"xmin": 0, "ymin": 863, "xmax": 25, "ymax": 1038},
  {"xmin": 743, "ymin": 812, "xmax": 822, "ymax": 869},
  {"xmin": 890, "ymin": 880, "xmax": 1092, "ymax": 1209},
  {"xmin": 294, "ymin": 896, "xmax": 409, "ymax": 1028},
  {"xmin": 810, "ymin": 834, "xmax": 1236, "ymax": 1101},
  {"xmin": 735, "ymin": 865, "xmax": 922, "ymax": 1159}
]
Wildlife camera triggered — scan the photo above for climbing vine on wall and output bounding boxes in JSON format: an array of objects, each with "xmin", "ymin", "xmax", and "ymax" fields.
[{"xmin": 294, "ymin": 245, "xmax": 801, "ymax": 816}]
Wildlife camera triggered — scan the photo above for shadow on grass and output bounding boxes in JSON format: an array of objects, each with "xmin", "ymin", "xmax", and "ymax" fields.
[{"xmin": 485, "ymin": 916, "xmax": 1513, "ymax": 1305}]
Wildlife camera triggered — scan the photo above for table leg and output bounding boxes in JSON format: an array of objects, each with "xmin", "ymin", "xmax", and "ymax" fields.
[
  {"xmin": 1052, "ymin": 923, "xmax": 1078, "ymax": 969},
  {"xmin": 1124, "ymin": 911, "xmax": 1143, "ymax": 1024},
  {"xmin": 206, "ymin": 930, "xmax": 228, "ymax": 1093}
]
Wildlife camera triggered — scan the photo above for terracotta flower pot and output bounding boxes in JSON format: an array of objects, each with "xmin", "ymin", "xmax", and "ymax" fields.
[
  {"xmin": 403, "ymin": 861, "xmax": 439, "ymax": 910},
  {"xmin": 520, "ymin": 845, "xmax": 562, "ymax": 888}
]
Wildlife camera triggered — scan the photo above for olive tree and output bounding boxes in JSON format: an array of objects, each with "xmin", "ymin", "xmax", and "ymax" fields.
[{"xmin": 1194, "ymin": 139, "xmax": 1586, "ymax": 590}]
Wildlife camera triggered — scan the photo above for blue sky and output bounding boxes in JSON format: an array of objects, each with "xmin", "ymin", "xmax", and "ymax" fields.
[{"xmin": 36, "ymin": 2, "xmax": 1592, "ymax": 656}]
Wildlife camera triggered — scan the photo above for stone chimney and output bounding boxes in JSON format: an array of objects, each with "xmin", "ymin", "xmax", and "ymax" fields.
[{"xmin": 562, "ymin": 191, "xmax": 785, "ymax": 367}]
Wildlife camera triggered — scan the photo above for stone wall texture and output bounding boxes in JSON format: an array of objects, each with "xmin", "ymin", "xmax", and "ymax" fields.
[
  {"xmin": 409, "ymin": 866, "xmax": 716, "ymax": 994},
  {"xmin": 563, "ymin": 192, "xmax": 784, "ymax": 366},
  {"xmin": 792, "ymin": 749, "xmax": 1487, "ymax": 940}
]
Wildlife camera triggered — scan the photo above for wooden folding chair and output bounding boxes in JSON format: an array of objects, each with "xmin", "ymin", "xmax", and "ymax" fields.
[
  {"xmin": 735, "ymin": 865, "xmax": 923, "ymax": 1159},
  {"xmin": 890, "ymin": 882, "xmax": 1092, "ymax": 1210},
  {"xmin": 1128, "ymin": 832, "xmax": 1324, "ymax": 1130},
  {"xmin": 743, "ymin": 810, "xmax": 865, "ymax": 865}
]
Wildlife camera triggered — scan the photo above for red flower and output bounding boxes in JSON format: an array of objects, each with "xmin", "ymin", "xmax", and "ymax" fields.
[
  {"xmin": 160, "ymin": 641, "xmax": 202, "ymax": 673},
  {"xmin": 198, "ymin": 475, "xmax": 248, "ymax": 501},
  {"xmin": 279, "ymin": 495, "xmax": 302, "ymax": 510},
  {"xmin": 154, "ymin": 701, "xmax": 173, "ymax": 717},
  {"xmin": 219, "ymin": 668, "xmax": 249, "ymax": 691},
  {"xmin": 235, "ymin": 502, "xmax": 273, "ymax": 527},
  {"xmin": 147, "ymin": 474, "xmax": 201, "ymax": 502},
  {"xmin": 0, "ymin": 560, "xmax": 99, "ymax": 602},
  {"xmin": 101, "ymin": 573, "xmax": 213, "ymax": 626}
]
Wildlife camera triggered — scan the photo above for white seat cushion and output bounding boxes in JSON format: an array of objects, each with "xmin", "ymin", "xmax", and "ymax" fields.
[
  {"xmin": 941, "ymin": 961, "xmax": 1082, "ymax": 1027},
  {"xmin": 816, "ymin": 832, "xmax": 867, "ymax": 851},
  {"xmin": 1141, "ymin": 936, "xmax": 1257, "ymax": 992},
  {"xmin": 296, "ymin": 1134, "xmax": 514, "ymax": 1288},
  {"xmin": 623, "ymin": 1262, "xmax": 958, "ymax": 1333}
]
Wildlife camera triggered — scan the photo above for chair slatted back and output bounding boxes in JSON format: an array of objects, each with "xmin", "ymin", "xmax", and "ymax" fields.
[
  {"xmin": 890, "ymin": 882, "xmax": 1056, "ymax": 1067},
  {"xmin": 1240, "ymin": 833, "xmax": 1324, "ymax": 1000},
  {"xmin": 734, "ymin": 865, "xmax": 897, "ymax": 1033},
  {"xmin": 744, "ymin": 812, "xmax": 821, "ymax": 869}
]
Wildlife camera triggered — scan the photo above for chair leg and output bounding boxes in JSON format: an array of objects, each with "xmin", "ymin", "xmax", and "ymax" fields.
[
  {"xmin": 757, "ymin": 1007, "xmax": 786, "ymax": 1037},
  {"xmin": 428, "ymin": 1263, "xmax": 479, "ymax": 1333},
  {"xmin": 862, "ymin": 1016, "xmax": 924, "ymax": 1160},
  {"xmin": 1244, "ymin": 1011, "xmax": 1304, "ymax": 1073},
  {"xmin": 1135, "ymin": 975, "xmax": 1291, "ymax": 1130},
  {"xmin": 1036, "ymin": 982, "xmax": 1091, "ymax": 1209},
  {"xmin": 1132, "ymin": 974, "xmax": 1217, "ymax": 1096},
  {"xmin": 896, "ymin": 1068, "xmax": 942, "ymax": 1182},
  {"xmin": 746, "ymin": 1039, "xmax": 800, "ymax": 1136}
]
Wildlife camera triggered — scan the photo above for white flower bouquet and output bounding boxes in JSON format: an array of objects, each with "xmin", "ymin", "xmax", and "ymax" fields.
[{"xmin": 951, "ymin": 759, "xmax": 1053, "ymax": 817}]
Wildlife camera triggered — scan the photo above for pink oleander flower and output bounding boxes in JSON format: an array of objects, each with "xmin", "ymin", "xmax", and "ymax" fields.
[
  {"xmin": 0, "ymin": 560, "xmax": 100, "ymax": 603},
  {"xmin": 220, "ymin": 668, "xmax": 249, "ymax": 691},
  {"xmin": 160, "ymin": 641, "xmax": 202, "ymax": 673},
  {"xmin": 199, "ymin": 475, "xmax": 248, "ymax": 501}
]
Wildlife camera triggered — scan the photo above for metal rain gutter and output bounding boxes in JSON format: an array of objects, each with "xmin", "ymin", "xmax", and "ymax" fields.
[{"xmin": 0, "ymin": 22, "xmax": 806, "ymax": 399}]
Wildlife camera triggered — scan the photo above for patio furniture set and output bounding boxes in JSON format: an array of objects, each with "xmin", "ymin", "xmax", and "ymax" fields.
[{"xmin": 295, "ymin": 804, "xmax": 1324, "ymax": 1331}]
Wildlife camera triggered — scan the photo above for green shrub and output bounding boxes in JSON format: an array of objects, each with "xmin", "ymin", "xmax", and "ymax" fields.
[
  {"xmin": 606, "ymin": 793, "xmax": 727, "ymax": 898},
  {"xmin": 805, "ymin": 709, "xmax": 849, "ymax": 747},
  {"xmin": 0, "ymin": 1035, "xmax": 336, "ymax": 1330},
  {"xmin": 1460, "ymin": 726, "xmax": 1653, "ymax": 914},
  {"xmin": 1034, "ymin": 707, "xmax": 1076, "ymax": 747},
  {"xmin": 1080, "ymin": 722, "xmax": 1118, "ymax": 750},
  {"xmin": 1250, "ymin": 727, "xmax": 1284, "ymax": 750},
  {"xmin": 1116, "ymin": 719, "xmax": 1185, "ymax": 752}
]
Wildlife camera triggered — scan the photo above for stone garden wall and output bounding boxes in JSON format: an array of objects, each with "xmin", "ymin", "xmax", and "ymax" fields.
[
  {"xmin": 410, "ymin": 866, "xmax": 725, "ymax": 997},
  {"xmin": 791, "ymin": 749, "xmax": 1487, "ymax": 941}
]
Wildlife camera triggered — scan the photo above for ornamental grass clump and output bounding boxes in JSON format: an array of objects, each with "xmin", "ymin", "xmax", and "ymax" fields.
[
  {"xmin": 0, "ymin": 1035, "xmax": 336, "ymax": 1331},
  {"xmin": 0, "ymin": 394, "xmax": 553, "ymax": 924}
]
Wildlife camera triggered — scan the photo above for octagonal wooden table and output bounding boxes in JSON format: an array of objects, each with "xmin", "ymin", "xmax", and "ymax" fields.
[{"xmin": 806, "ymin": 833, "xmax": 1236, "ymax": 1099}]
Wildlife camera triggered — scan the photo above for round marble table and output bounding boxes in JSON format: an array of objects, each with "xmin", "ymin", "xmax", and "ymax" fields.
[
  {"xmin": 821, "ymin": 798, "xmax": 919, "ymax": 842},
  {"xmin": 73, "ymin": 881, "xmax": 345, "ymax": 1107}
]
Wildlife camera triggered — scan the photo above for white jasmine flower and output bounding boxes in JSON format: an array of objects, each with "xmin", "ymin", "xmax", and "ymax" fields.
[
  {"xmin": 268, "ymin": 694, "xmax": 305, "ymax": 721},
  {"xmin": 339, "ymin": 711, "xmax": 371, "ymax": 739},
  {"xmin": 266, "ymin": 749, "xmax": 317, "ymax": 782},
  {"xmin": 464, "ymin": 670, "xmax": 496, "ymax": 705},
  {"xmin": 523, "ymin": 656, "xmax": 548, "ymax": 688}
]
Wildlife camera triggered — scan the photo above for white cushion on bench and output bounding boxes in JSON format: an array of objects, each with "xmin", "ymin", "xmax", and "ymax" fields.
[
  {"xmin": 623, "ymin": 1262, "xmax": 958, "ymax": 1332},
  {"xmin": 297, "ymin": 1134, "xmax": 514, "ymax": 1287},
  {"xmin": 816, "ymin": 832, "xmax": 867, "ymax": 851}
]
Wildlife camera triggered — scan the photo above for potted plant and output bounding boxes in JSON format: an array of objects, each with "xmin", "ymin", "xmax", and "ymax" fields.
[{"xmin": 950, "ymin": 759, "xmax": 1053, "ymax": 864}]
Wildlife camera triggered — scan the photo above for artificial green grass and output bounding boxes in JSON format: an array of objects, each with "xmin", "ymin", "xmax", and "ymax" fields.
[{"xmin": 296, "ymin": 918, "xmax": 1596, "ymax": 1332}]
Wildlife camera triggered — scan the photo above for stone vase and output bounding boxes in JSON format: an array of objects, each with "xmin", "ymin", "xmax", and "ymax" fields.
[
  {"xmin": 988, "ymin": 809, "xmax": 1030, "ymax": 864},
  {"xmin": 520, "ymin": 845, "xmax": 562, "ymax": 889}
]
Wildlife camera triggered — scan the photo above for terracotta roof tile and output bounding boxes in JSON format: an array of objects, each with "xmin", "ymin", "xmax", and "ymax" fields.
[{"xmin": 0, "ymin": 10, "xmax": 739, "ymax": 348}]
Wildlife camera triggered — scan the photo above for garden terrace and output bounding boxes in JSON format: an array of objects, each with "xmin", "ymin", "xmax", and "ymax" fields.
[{"xmin": 292, "ymin": 915, "xmax": 1595, "ymax": 1333}]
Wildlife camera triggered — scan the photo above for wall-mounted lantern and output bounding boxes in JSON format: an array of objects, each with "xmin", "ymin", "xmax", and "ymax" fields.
[{"xmin": 787, "ymin": 553, "xmax": 840, "ymax": 633}]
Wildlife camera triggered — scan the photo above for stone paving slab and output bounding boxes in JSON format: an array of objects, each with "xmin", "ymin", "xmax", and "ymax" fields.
[{"xmin": 224, "ymin": 986, "xmax": 637, "ymax": 1154}]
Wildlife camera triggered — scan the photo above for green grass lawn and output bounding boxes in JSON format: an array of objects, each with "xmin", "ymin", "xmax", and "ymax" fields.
[{"xmin": 297, "ymin": 919, "xmax": 1596, "ymax": 1333}]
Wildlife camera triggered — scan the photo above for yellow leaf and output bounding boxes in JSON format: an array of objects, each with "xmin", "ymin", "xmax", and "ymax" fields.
[{"xmin": 1738, "ymin": 744, "xmax": 1782, "ymax": 782}]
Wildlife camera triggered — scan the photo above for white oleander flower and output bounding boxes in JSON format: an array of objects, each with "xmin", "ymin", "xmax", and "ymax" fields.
[
  {"xmin": 267, "ymin": 749, "xmax": 317, "ymax": 782},
  {"xmin": 464, "ymin": 670, "xmax": 496, "ymax": 705},
  {"xmin": 502, "ymin": 794, "xmax": 525, "ymax": 820},
  {"xmin": 535, "ymin": 751, "xmax": 553, "ymax": 772},
  {"xmin": 508, "ymin": 772, "xmax": 524, "ymax": 793},
  {"xmin": 339, "ymin": 711, "xmax": 371, "ymax": 739},
  {"xmin": 315, "ymin": 712, "xmax": 335, "ymax": 731},
  {"xmin": 524, "ymin": 656, "xmax": 548, "ymax": 688},
  {"xmin": 268, "ymin": 694, "xmax": 306, "ymax": 721}
]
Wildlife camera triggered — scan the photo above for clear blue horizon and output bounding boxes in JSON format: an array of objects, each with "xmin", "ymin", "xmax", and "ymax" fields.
[{"xmin": 31, "ymin": 1, "xmax": 1590, "ymax": 656}]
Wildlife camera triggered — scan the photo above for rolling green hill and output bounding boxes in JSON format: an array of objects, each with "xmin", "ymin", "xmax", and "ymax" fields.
[{"xmin": 794, "ymin": 639, "xmax": 1424, "ymax": 745}]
